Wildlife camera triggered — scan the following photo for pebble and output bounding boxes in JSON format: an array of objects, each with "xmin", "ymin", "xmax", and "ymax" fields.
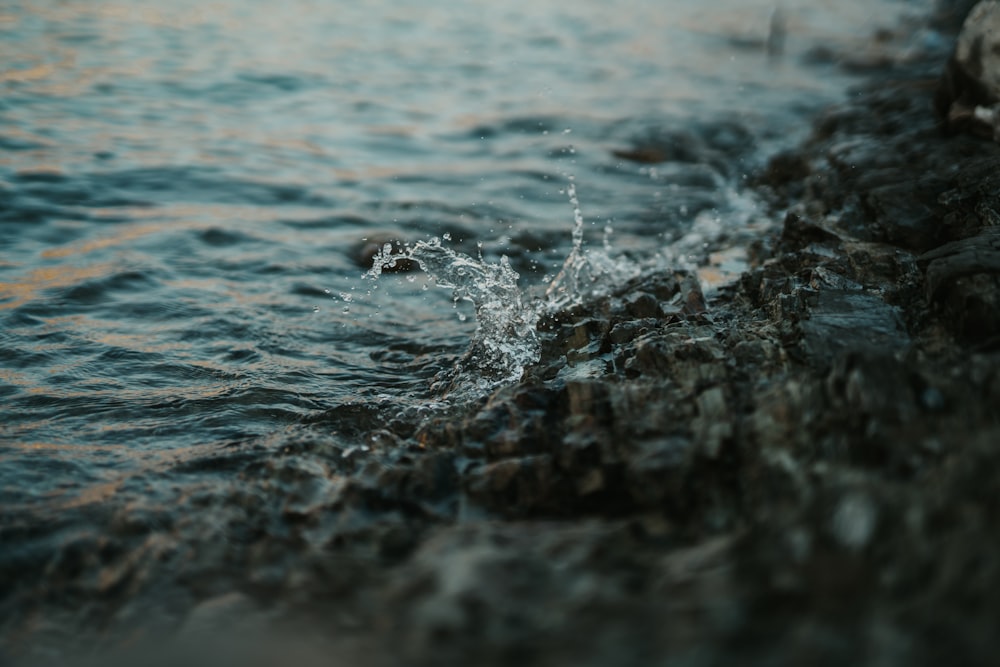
[{"xmin": 830, "ymin": 493, "xmax": 877, "ymax": 552}]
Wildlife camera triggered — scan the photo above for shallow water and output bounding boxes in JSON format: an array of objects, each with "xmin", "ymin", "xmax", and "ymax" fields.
[{"xmin": 1, "ymin": 1, "xmax": 931, "ymax": 511}]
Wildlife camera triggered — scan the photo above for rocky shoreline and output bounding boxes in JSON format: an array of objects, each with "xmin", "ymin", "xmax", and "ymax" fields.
[{"xmin": 4, "ymin": 2, "xmax": 1000, "ymax": 666}]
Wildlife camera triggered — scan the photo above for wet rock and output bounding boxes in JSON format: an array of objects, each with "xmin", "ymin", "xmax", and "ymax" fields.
[
  {"xmin": 829, "ymin": 491, "xmax": 878, "ymax": 552},
  {"xmin": 380, "ymin": 521, "xmax": 702, "ymax": 667},
  {"xmin": 464, "ymin": 456, "xmax": 564, "ymax": 516},
  {"xmin": 622, "ymin": 436, "xmax": 694, "ymax": 506},
  {"xmin": 799, "ymin": 289, "xmax": 910, "ymax": 365},
  {"xmin": 692, "ymin": 386, "xmax": 732, "ymax": 458},
  {"xmin": 863, "ymin": 178, "xmax": 948, "ymax": 250},
  {"xmin": 778, "ymin": 211, "xmax": 843, "ymax": 252},
  {"xmin": 611, "ymin": 120, "xmax": 755, "ymax": 178},
  {"xmin": 936, "ymin": 1, "xmax": 1000, "ymax": 139},
  {"xmin": 352, "ymin": 234, "xmax": 419, "ymax": 272},
  {"xmin": 920, "ymin": 226, "xmax": 1000, "ymax": 342},
  {"xmin": 825, "ymin": 351, "xmax": 919, "ymax": 425},
  {"xmin": 937, "ymin": 156, "xmax": 1000, "ymax": 234},
  {"xmin": 921, "ymin": 225, "xmax": 1000, "ymax": 296},
  {"xmin": 753, "ymin": 150, "xmax": 812, "ymax": 198}
]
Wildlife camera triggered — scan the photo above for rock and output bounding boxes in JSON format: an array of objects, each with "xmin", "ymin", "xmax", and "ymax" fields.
[
  {"xmin": 798, "ymin": 289, "xmax": 910, "ymax": 365},
  {"xmin": 610, "ymin": 120, "xmax": 755, "ymax": 178},
  {"xmin": 352, "ymin": 234, "xmax": 419, "ymax": 272},
  {"xmin": 921, "ymin": 225, "xmax": 1000, "ymax": 295},
  {"xmin": 464, "ymin": 455, "xmax": 567, "ymax": 516},
  {"xmin": 920, "ymin": 208, "xmax": 1000, "ymax": 342},
  {"xmin": 692, "ymin": 387, "xmax": 732, "ymax": 458},
  {"xmin": 829, "ymin": 491, "xmax": 878, "ymax": 552},
  {"xmin": 935, "ymin": 1, "xmax": 1000, "ymax": 139}
]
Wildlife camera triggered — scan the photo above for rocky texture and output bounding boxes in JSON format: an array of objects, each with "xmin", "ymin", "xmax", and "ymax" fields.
[{"xmin": 5, "ymin": 5, "xmax": 1000, "ymax": 667}]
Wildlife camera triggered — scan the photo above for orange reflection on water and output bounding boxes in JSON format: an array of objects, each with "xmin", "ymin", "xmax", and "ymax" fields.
[
  {"xmin": 40, "ymin": 221, "xmax": 168, "ymax": 260},
  {"xmin": 1, "ymin": 438, "xmax": 229, "ymax": 511},
  {"xmin": 0, "ymin": 368, "xmax": 30, "ymax": 390},
  {"xmin": 60, "ymin": 480, "xmax": 122, "ymax": 509},
  {"xmin": 0, "ymin": 261, "xmax": 117, "ymax": 311},
  {"xmin": 6, "ymin": 441, "xmax": 121, "ymax": 453},
  {"xmin": 0, "ymin": 61, "xmax": 59, "ymax": 84}
]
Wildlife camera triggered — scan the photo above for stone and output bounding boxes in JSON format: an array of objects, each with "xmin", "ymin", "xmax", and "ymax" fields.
[
  {"xmin": 352, "ymin": 234, "xmax": 418, "ymax": 272},
  {"xmin": 935, "ymin": 1, "xmax": 1000, "ymax": 139}
]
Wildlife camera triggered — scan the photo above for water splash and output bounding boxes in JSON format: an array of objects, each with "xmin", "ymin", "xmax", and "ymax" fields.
[
  {"xmin": 366, "ymin": 183, "xmax": 636, "ymax": 399},
  {"xmin": 544, "ymin": 182, "xmax": 637, "ymax": 310},
  {"xmin": 368, "ymin": 238, "xmax": 540, "ymax": 397}
]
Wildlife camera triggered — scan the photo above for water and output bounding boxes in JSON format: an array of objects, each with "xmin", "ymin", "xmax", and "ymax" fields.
[{"xmin": 1, "ymin": 2, "xmax": 931, "ymax": 531}]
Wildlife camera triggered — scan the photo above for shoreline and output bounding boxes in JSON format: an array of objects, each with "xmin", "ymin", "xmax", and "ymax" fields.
[
  {"xmin": 5, "ymin": 3, "xmax": 1000, "ymax": 665},
  {"xmin": 380, "ymin": 4, "xmax": 1000, "ymax": 663}
]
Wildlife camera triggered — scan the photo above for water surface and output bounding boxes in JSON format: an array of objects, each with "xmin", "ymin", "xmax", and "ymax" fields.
[{"xmin": 1, "ymin": 0, "xmax": 931, "ymax": 511}]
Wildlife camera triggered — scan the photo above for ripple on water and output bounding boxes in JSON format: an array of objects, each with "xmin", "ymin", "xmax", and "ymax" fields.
[
  {"xmin": 1, "ymin": 168, "xmax": 332, "ymax": 215},
  {"xmin": 56, "ymin": 269, "xmax": 160, "ymax": 305}
]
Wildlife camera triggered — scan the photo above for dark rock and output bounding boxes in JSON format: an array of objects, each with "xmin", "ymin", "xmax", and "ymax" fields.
[
  {"xmin": 611, "ymin": 120, "xmax": 755, "ymax": 178},
  {"xmin": 352, "ymin": 234, "xmax": 419, "ymax": 272},
  {"xmin": 921, "ymin": 225, "xmax": 1000, "ymax": 295},
  {"xmin": 754, "ymin": 150, "xmax": 812, "ymax": 196},
  {"xmin": 799, "ymin": 289, "xmax": 910, "ymax": 365},
  {"xmin": 464, "ymin": 455, "xmax": 564, "ymax": 516},
  {"xmin": 920, "ymin": 226, "xmax": 1000, "ymax": 342}
]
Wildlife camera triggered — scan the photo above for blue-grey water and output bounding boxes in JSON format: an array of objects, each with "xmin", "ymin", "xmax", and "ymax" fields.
[{"xmin": 1, "ymin": 1, "xmax": 930, "ymax": 524}]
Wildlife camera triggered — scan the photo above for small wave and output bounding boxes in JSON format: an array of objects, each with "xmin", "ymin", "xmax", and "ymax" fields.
[{"xmin": 91, "ymin": 167, "xmax": 332, "ymax": 206}]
